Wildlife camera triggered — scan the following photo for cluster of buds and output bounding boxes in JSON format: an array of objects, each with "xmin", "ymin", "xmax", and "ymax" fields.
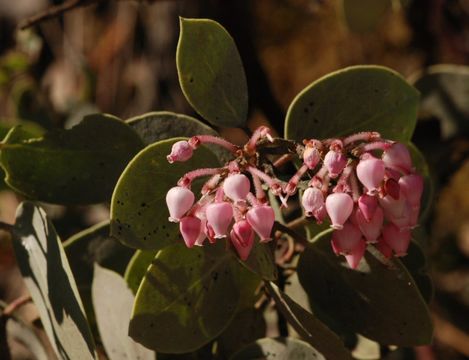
[
  {"xmin": 165, "ymin": 127, "xmax": 277, "ymax": 261},
  {"xmin": 164, "ymin": 127, "xmax": 424, "ymax": 268},
  {"xmin": 295, "ymin": 133, "xmax": 423, "ymax": 268}
]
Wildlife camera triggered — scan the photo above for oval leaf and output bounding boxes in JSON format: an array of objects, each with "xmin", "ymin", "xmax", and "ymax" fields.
[
  {"xmin": 297, "ymin": 234, "xmax": 433, "ymax": 346},
  {"xmin": 110, "ymin": 138, "xmax": 219, "ymax": 250},
  {"xmin": 127, "ymin": 111, "xmax": 231, "ymax": 162},
  {"xmin": 0, "ymin": 114, "xmax": 144, "ymax": 204},
  {"xmin": 92, "ymin": 264, "xmax": 155, "ymax": 360},
  {"xmin": 265, "ymin": 282, "xmax": 352, "ymax": 359},
  {"xmin": 11, "ymin": 202, "xmax": 96, "ymax": 359},
  {"xmin": 285, "ymin": 66, "xmax": 419, "ymax": 142},
  {"xmin": 177, "ymin": 18, "xmax": 248, "ymax": 128},
  {"xmin": 129, "ymin": 242, "xmax": 241, "ymax": 353},
  {"xmin": 230, "ymin": 337, "xmax": 323, "ymax": 360},
  {"xmin": 124, "ymin": 250, "xmax": 157, "ymax": 294}
]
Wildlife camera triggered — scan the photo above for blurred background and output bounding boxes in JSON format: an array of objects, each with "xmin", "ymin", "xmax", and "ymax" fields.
[{"xmin": 1, "ymin": 0, "xmax": 469, "ymax": 359}]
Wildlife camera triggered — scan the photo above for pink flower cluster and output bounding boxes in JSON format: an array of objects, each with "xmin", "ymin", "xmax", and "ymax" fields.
[
  {"xmin": 165, "ymin": 127, "xmax": 276, "ymax": 261},
  {"xmin": 297, "ymin": 135, "xmax": 423, "ymax": 268},
  {"xmin": 164, "ymin": 127, "xmax": 424, "ymax": 268}
]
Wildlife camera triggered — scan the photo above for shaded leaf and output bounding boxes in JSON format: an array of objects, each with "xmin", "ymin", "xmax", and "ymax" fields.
[
  {"xmin": 230, "ymin": 337, "xmax": 323, "ymax": 360},
  {"xmin": 265, "ymin": 282, "xmax": 351, "ymax": 359},
  {"xmin": 127, "ymin": 111, "xmax": 231, "ymax": 163},
  {"xmin": 92, "ymin": 264, "xmax": 155, "ymax": 360},
  {"xmin": 177, "ymin": 18, "xmax": 248, "ymax": 128},
  {"xmin": 340, "ymin": 0, "xmax": 391, "ymax": 33},
  {"xmin": 0, "ymin": 114, "xmax": 144, "ymax": 204},
  {"xmin": 241, "ymin": 240, "xmax": 277, "ymax": 281},
  {"xmin": 297, "ymin": 233, "xmax": 433, "ymax": 346},
  {"xmin": 129, "ymin": 242, "xmax": 241, "ymax": 353},
  {"xmin": 11, "ymin": 202, "xmax": 96, "ymax": 359},
  {"xmin": 110, "ymin": 138, "xmax": 220, "ymax": 250},
  {"xmin": 401, "ymin": 240, "xmax": 433, "ymax": 303},
  {"xmin": 410, "ymin": 64, "xmax": 469, "ymax": 139},
  {"xmin": 285, "ymin": 66, "xmax": 419, "ymax": 142},
  {"xmin": 124, "ymin": 250, "xmax": 157, "ymax": 294}
]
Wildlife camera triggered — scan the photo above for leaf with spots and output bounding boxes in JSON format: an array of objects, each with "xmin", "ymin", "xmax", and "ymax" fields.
[
  {"xmin": 110, "ymin": 138, "xmax": 220, "ymax": 250},
  {"xmin": 230, "ymin": 337, "xmax": 324, "ymax": 360},
  {"xmin": 297, "ymin": 232, "xmax": 433, "ymax": 346},
  {"xmin": 285, "ymin": 66, "xmax": 419, "ymax": 142},
  {"xmin": 0, "ymin": 114, "xmax": 144, "ymax": 204},
  {"xmin": 177, "ymin": 18, "xmax": 248, "ymax": 128},
  {"xmin": 129, "ymin": 242, "xmax": 241, "ymax": 353},
  {"xmin": 124, "ymin": 250, "xmax": 157, "ymax": 294},
  {"xmin": 92, "ymin": 264, "xmax": 155, "ymax": 360},
  {"xmin": 11, "ymin": 202, "xmax": 96, "ymax": 359},
  {"xmin": 126, "ymin": 111, "xmax": 231, "ymax": 163}
]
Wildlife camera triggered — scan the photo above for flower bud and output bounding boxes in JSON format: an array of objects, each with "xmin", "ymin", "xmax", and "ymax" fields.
[
  {"xmin": 382, "ymin": 143, "xmax": 412, "ymax": 173},
  {"xmin": 246, "ymin": 205, "xmax": 275, "ymax": 242},
  {"xmin": 223, "ymin": 174, "xmax": 251, "ymax": 201},
  {"xmin": 330, "ymin": 222, "xmax": 363, "ymax": 255},
  {"xmin": 166, "ymin": 186, "xmax": 195, "ymax": 222},
  {"xmin": 179, "ymin": 216, "xmax": 202, "ymax": 248},
  {"xmin": 302, "ymin": 187, "xmax": 325, "ymax": 220},
  {"xmin": 358, "ymin": 194, "xmax": 378, "ymax": 222},
  {"xmin": 166, "ymin": 141, "xmax": 193, "ymax": 163},
  {"xmin": 230, "ymin": 220, "xmax": 255, "ymax": 260},
  {"xmin": 344, "ymin": 240, "xmax": 366, "ymax": 269},
  {"xmin": 303, "ymin": 146, "xmax": 321, "ymax": 170},
  {"xmin": 355, "ymin": 207, "xmax": 383, "ymax": 244},
  {"xmin": 356, "ymin": 156, "xmax": 385, "ymax": 194},
  {"xmin": 375, "ymin": 237, "xmax": 392, "ymax": 259},
  {"xmin": 206, "ymin": 202, "xmax": 233, "ymax": 239},
  {"xmin": 382, "ymin": 223, "xmax": 411, "ymax": 256},
  {"xmin": 384, "ymin": 178, "xmax": 400, "ymax": 200},
  {"xmin": 324, "ymin": 150, "xmax": 347, "ymax": 178},
  {"xmin": 399, "ymin": 174, "xmax": 423, "ymax": 207},
  {"xmin": 325, "ymin": 192, "xmax": 354, "ymax": 229}
]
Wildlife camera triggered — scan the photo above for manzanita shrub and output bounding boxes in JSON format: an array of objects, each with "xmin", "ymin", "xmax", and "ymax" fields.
[{"xmin": 2, "ymin": 18, "xmax": 434, "ymax": 360}]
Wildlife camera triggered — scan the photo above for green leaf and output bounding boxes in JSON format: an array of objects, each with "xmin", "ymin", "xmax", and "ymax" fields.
[
  {"xmin": 216, "ymin": 309, "xmax": 266, "ymax": 358},
  {"xmin": 297, "ymin": 233, "xmax": 433, "ymax": 346},
  {"xmin": 401, "ymin": 240, "xmax": 433, "ymax": 303},
  {"xmin": 0, "ymin": 114, "xmax": 144, "ymax": 204},
  {"xmin": 110, "ymin": 138, "xmax": 220, "ymax": 250},
  {"xmin": 126, "ymin": 111, "xmax": 231, "ymax": 163},
  {"xmin": 177, "ymin": 18, "xmax": 248, "ymax": 128},
  {"xmin": 129, "ymin": 242, "xmax": 241, "ymax": 353},
  {"xmin": 285, "ymin": 66, "xmax": 419, "ymax": 142},
  {"xmin": 265, "ymin": 282, "xmax": 352, "ymax": 359},
  {"xmin": 410, "ymin": 64, "xmax": 469, "ymax": 139},
  {"xmin": 340, "ymin": 0, "xmax": 391, "ymax": 33},
  {"xmin": 11, "ymin": 202, "xmax": 96, "ymax": 359},
  {"xmin": 92, "ymin": 264, "xmax": 155, "ymax": 360},
  {"xmin": 230, "ymin": 337, "xmax": 324, "ymax": 360},
  {"xmin": 64, "ymin": 221, "xmax": 135, "ymax": 337},
  {"xmin": 241, "ymin": 240, "xmax": 278, "ymax": 281},
  {"xmin": 124, "ymin": 250, "xmax": 157, "ymax": 294}
]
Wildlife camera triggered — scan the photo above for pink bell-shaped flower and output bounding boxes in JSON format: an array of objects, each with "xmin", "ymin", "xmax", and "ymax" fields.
[
  {"xmin": 223, "ymin": 174, "xmax": 251, "ymax": 201},
  {"xmin": 246, "ymin": 205, "xmax": 275, "ymax": 242},
  {"xmin": 325, "ymin": 192, "xmax": 354, "ymax": 229},
  {"xmin": 179, "ymin": 216, "xmax": 202, "ymax": 248},
  {"xmin": 230, "ymin": 220, "xmax": 255, "ymax": 260},
  {"xmin": 303, "ymin": 145, "xmax": 321, "ymax": 170},
  {"xmin": 324, "ymin": 150, "xmax": 347, "ymax": 178},
  {"xmin": 382, "ymin": 143, "xmax": 412, "ymax": 173},
  {"xmin": 356, "ymin": 155, "xmax": 385, "ymax": 194},
  {"xmin": 194, "ymin": 219, "xmax": 207, "ymax": 246},
  {"xmin": 330, "ymin": 222, "xmax": 363, "ymax": 255},
  {"xmin": 344, "ymin": 240, "xmax": 366, "ymax": 269},
  {"xmin": 166, "ymin": 140, "xmax": 193, "ymax": 163},
  {"xmin": 358, "ymin": 194, "xmax": 378, "ymax": 222},
  {"xmin": 206, "ymin": 202, "xmax": 233, "ymax": 239},
  {"xmin": 399, "ymin": 174, "xmax": 424, "ymax": 207},
  {"xmin": 382, "ymin": 223, "xmax": 411, "ymax": 256},
  {"xmin": 375, "ymin": 237, "xmax": 393, "ymax": 259},
  {"xmin": 355, "ymin": 207, "xmax": 383, "ymax": 244},
  {"xmin": 379, "ymin": 191, "xmax": 407, "ymax": 222},
  {"xmin": 384, "ymin": 178, "xmax": 400, "ymax": 200},
  {"xmin": 302, "ymin": 187, "xmax": 325, "ymax": 221},
  {"xmin": 166, "ymin": 186, "xmax": 195, "ymax": 222}
]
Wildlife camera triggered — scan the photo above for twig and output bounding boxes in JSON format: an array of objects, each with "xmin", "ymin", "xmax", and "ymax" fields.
[
  {"xmin": 2, "ymin": 296, "xmax": 32, "ymax": 318},
  {"xmin": 0, "ymin": 222, "xmax": 14, "ymax": 233},
  {"xmin": 273, "ymin": 221, "xmax": 309, "ymax": 245},
  {"xmin": 19, "ymin": 0, "xmax": 102, "ymax": 30}
]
